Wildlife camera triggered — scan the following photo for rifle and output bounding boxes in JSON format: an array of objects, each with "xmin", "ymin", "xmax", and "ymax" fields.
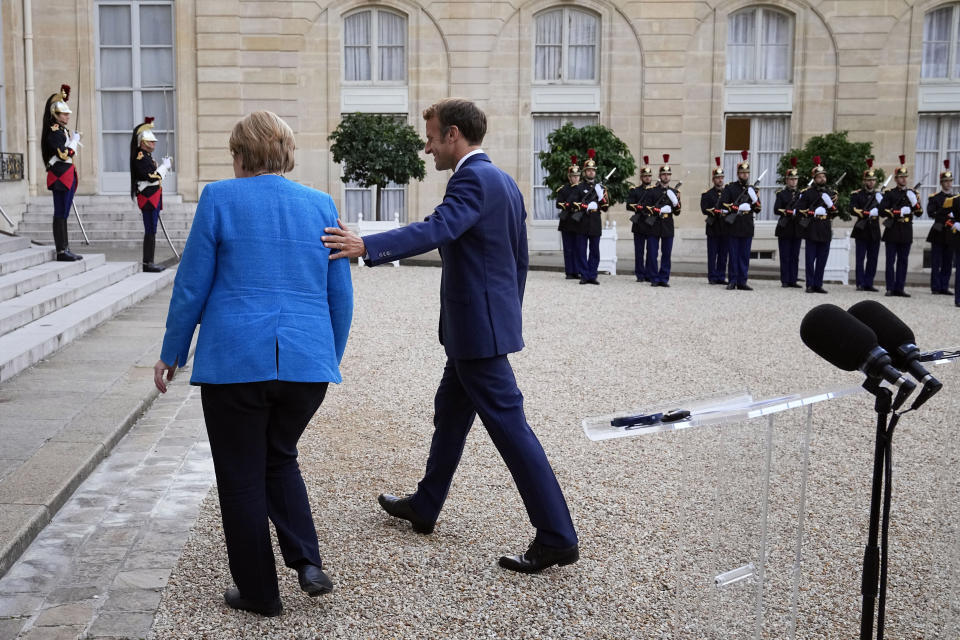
[
  {"xmin": 725, "ymin": 169, "xmax": 766, "ymax": 223},
  {"xmin": 71, "ymin": 201, "xmax": 91, "ymax": 245},
  {"xmin": 157, "ymin": 212, "xmax": 180, "ymax": 260}
]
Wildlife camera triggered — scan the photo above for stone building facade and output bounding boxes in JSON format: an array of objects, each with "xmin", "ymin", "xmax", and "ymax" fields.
[{"xmin": 0, "ymin": 0, "xmax": 955, "ymax": 256}]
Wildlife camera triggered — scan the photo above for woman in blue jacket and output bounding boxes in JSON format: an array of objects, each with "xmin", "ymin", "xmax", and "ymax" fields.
[{"xmin": 153, "ymin": 111, "xmax": 353, "ymax": 616}]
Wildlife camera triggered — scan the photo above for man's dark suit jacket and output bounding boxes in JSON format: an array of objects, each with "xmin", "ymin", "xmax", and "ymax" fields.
[{"xmin": 363, "ymin": 152, "xmax": 529, "ymax": 360}]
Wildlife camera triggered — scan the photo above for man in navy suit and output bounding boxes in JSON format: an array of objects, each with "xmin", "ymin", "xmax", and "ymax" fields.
[{"xmin": 322, "ymin": 98, "xmax": 579, "ymax": 573}]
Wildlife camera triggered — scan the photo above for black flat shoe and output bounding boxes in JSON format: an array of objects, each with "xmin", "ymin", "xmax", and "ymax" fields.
[
  {"xmin": 814, "ymin": 287, "xmax": 828, "ymax": 294},
  {"xmin": 143, "ymin": 262, "xmax": 166, "ymax": 273},
  {"xmin": 788, "ymin": 283, "xmax": 803, "ymax": 288},
  {"xmin": 565, "ymin": 274, "xmax": 579, "ymax": 280},
  {"xmin": 499, "ymin": 541, "xmax": 579, "ymax": 574},
  {"xmin": 297, "ymin": 563, "xmax": 333, "ymax": 596},
  {"xmin": 943, "ymin": 290, "xmax": 954, "ymax": 296},
  {"xmin": 736, "ymin": 284, "xmax": 753, "ymax": 291},
  {"xmin": 856, "ymin": 285, "xmax": 864, "ymax": 291},
  {"xmin": 583, "ymin": 278, "xmax": 600, "ymax": 285},
  {"xmin": 224, "ymin": 588, "xmax": 282, "ymax": 617},
  {"xmin": 56, "ymin": 249, "xmax": 83, "ymax": 262},
  {"xmin": 726, "ymin": 283, "xmax": 737, "ymax": 290},
  {"xmin": 377, "ymin": 494, "xmax": 435, "ymax": 534},
  {"xmin": 864, "ymin": 286, "xmax": 879, "ymax": 292},
  {"xmin": 658, "ymin": 282, "xmax": 670, "ymax": 287}
]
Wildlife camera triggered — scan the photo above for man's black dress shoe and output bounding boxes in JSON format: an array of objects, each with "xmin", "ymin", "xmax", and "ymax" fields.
[
  {"xmin": 297, "ymin": 563, "xmax": 333, "ymax": 596},
  {"xmin": 498, "ymin": 540, "xmax": 580, "ymax": 574},
  {"xmin": 377, "ymin": 494, "xmax": 435, "ymax": 534},
  {"xmin": 224, "ymin": 588, "xmax": 282, "ymax": 617},
  {"xmin": 788, "ymin": 283, "xmax": 802, "ymax": 288},
  {"xmin": 895, "ymin": 290, "xmax": 911, "ymax": 297},
  {"xmin": 726, "ymin": 283, "xmax": 737, "ymax": 290},
  {"xmin": 856, "ymin": 285, "xmax": 864, "ymax": 291},
  {"xmin": 565, "ymin": 273, "xmax": 579, "ymax": 280},
  {"xmin": 579, "ymin": 278, "xmax": 599, "ymax": 285},
  {"xmin": 813, "ymin": 287, "xmax": 828, "ymax": 294},
  {"xmin": 736, "ymin": 284, "xmax": 753, "ymax": 291},
  {"xmin": 864, "ymin": 286, "xmax": 879, "ymax": 292},
  {"xmin": 658, "ymin": 282, "xmax": 670, "ymax": 287}
]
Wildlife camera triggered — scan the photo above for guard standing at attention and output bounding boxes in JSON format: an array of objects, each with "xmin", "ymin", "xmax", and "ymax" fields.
[
  {"xmin": 41, "ymin": 84, "xmax": 83, "ymax": 262},
  {"xmin": 644, "ymin": 154, "xmax": 680, "ymax": 287},
  {"xmin": 130, "ymin": 117, "xmax": 172, "ymax": 272},
  {"xmin": 626, "ymin": 156, "xmax": 654, "ymax": 282},
  {"xmin": 796, "ymin": 156, "xmax": 838, "ymax": 294},
  {"xmin": 567, "ymin": 149, "xmax": 608, "ymax": 285},
  {"xmin": 700, "ymin": 157, "xmax": 727, "ymax": 285},
  {"xmin": 925, "ymin": 159, "xmax": 955, "ymax": 296},
  {"xmin": 721, "ymin": 151, "xmax": 760, "ymax": 290},
  {"xmin": 879, "ymin": 155, "xmax": 921, "ymax": 297},
  {"xmin": 849, "ymin": 158, "xmax": 883, "ymax": 292},
  {"xmin": 773, "ymin": 157, "xmax": 802, "ymax": 288},
  {"xmin": 555, "ymin": 156, "xmax": 581, "ymax": 280}
]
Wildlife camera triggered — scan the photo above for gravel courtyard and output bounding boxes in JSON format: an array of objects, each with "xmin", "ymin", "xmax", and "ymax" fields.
[{"xmin": 151, "ymin": 266, "xmax": 960, "ymax": 639}]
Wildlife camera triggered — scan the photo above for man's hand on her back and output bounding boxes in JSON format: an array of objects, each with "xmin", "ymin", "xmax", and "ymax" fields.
[{"xmin": 323, "ymin": 219, "xmax": 366, "ymax": 260}]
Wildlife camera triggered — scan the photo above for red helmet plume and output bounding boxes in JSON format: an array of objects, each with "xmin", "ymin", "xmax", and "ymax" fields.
[
  {"xmin": 662, "ymin": 154, "xmax": 670, "ymax": 163},
  {"xmin": 945, "ymin": 159, "xmax": 951, "ymax": 170},
  {"xmin": 899, "ymin": 155, "xmax": 906, "ymax": 165},
  {"xmin": 740, "ymin": 150, "xmax": 748, "ymax": 161},
  {"xmin": 60, "ymin": 84, "xmax": 71, "ymax": 101},
  {"xmin": 790, "ymin": 157, "xmax": 798, "ymax": 167},
  {"xmin": 866, "ymin": 157, "xmax": 873, "ymax": 168},
  {"xmin": 714, "ymin": 156, "xmax": 721, "ymax": 167},
  {"xmin": 812, "ymin": 156, "xmax": 821, "ymax": 165}
]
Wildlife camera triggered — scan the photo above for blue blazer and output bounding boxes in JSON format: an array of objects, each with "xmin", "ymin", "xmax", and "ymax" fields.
[
  {"xmin": 364, "ymin": 153, "xmax": 528, "ymax": 360},
  {"xmin": 160, "ymin": 175, "xmax": 353, "ymax": 384}
]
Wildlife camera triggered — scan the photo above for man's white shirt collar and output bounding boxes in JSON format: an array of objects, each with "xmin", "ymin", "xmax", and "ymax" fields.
[{"xmin": 454, "ymin": 149, "xmax": 484, "ymax": 174}]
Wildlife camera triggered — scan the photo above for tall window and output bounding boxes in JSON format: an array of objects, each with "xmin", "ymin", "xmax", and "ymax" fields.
[
  {"xmin": 342, "ymin": 113, "xmax": 408, "ymax": 224},
  {"xmin": 922, "ymin": 5, "xmax": 960, "ymax": 79},
  {"xmin": 96, "ymin": 1, "xmax": 175, "ymax": 192},
  {"xmin": 723, "ymin": 116, "xmax": 789, "ymax": 221},
  {"xmin": 0, "ymin": 7, "xmax": 5, "ymax": 152},
  {"xmin": 343, "ymin": 9, "xmax": 407, "ymax": 83},
  {"xmin": 916, "ymin": 115, "xmax": 960, "ymax": 204},
  {"xmin": 726, "ymin": 7, "xmax": 793, "ymax": 83},
  {"xmin": 532, "ymin": 114, "xmax": 598, "ymax": 221},
  {"xmin": 534, "ymin": 8, "xmax": 599, "ymax": 83}
]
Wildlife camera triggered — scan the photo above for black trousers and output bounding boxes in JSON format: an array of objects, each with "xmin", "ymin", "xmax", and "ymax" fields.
[{"xmin": 200, "ymin": 380, "xmax": 328, "ymax": 602}]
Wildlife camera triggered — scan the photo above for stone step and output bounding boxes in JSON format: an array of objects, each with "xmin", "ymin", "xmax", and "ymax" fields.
[
  {"xmin": 0, "ymin": 262, "xmax": 138, "ymax": 336},
  {"xmin": 24, "ymin": 204, "xmax": 196, "ymax": 215},
  {"xmin": 18, "ymin": 218, "xmax": 194, "ymax": 232},
  {"xmin": 27, "ymin": 194, "xmax": 184, "ymax": 206},
  {"xmin": 0, "ymin": 247, "xmax": 56, "ymax": 276},
  {"xmin": 0, "ymin": 267, "xmax": 177, "ymax": 383},
  {"xmin": 18, "ymin": 230, "xmax": 190, "ymax": 244},
  {"xmin": 0, "ymin": 236, "xmax": 31, "ymax": 256},
  {"xmin": 0, "ymin": 253, "xmax": 107, "ymax": 302}
]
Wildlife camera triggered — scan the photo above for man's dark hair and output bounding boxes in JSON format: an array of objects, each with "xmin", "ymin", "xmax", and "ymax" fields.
[{"xmin": 423, "ymin": 98, "xmax": 486, "ymax": 146}]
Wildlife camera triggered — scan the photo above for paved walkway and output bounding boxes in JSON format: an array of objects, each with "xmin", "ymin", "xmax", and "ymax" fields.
[{"xmin": 0, "ymin": 377, "xmax": 212, "ymax": 639}]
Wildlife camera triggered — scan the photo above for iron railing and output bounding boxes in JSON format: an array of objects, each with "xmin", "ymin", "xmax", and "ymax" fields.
[{"xmin": 0, "ymin": 153, "xmax": 24, "ymax": 182}]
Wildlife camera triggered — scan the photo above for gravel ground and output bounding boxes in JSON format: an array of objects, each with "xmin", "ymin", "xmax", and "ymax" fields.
[{"xmin": 151, "ymin": 267, "xmax": 960, "ymax": 639}]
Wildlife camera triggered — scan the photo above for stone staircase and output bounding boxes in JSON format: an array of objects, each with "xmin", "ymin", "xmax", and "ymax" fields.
[
  {"xmin": 17, "ymin": 194, "xmax": 196, "ymax": 250},
  {"xmin": 0, "ymin": 234, "xmax": 176, "ymax": 383}
]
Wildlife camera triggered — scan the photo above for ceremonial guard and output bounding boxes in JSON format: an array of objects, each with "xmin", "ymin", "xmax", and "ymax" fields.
[
  {"xmin": 879, "ymin": 155, "xmax": 921, "ymax": 297},
  {"xmin": 130, "ymin": 117, "xmax": 172, "ymax": 272},
  {"xmin": 849, "ymin": 159, "xmax": 883, "ymax": 292},
  {"xmin": 700, "ymin": 157, "xmax": 727, "ymax": 285},
  {"xmin": 41, "ymin": 85, "xmax": 82, "ymax": 262},
  {"xmin": 721, "ymin": 151, "xmax": 760, "ymax": 290},
  {"xmin": 643, "ymin": 155, "xmax": 680, "ymax": 287},
  {"xmin": 796, "ymin": 156, "xmax": 838, "ymax": 294},
  {"xmin": 773, "ymin": 157, "xmax": 802, "ymax": 288},
  {"xmin": 567, "ymin": 149, "xmax": 608, "ymax": 285},
  {"xmin": 925, "ymin": 160, "xmax": 955, "ymax": 296},
  {"xmin": 947, "ymin": 211, "xmax": 960, "ymax": 307},
  {"xmin": 626, "ymin": 156, "xmax": 654, "ymax": 282},
  {"xmin": 555, "ymin": 156, "xmax": 581, "ymax": 280}
]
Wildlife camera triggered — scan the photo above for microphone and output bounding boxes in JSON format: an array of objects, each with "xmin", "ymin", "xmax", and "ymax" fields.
[
  {"xmin": 848, "ymin": 300, "xmax": 943, "ymax": 410},
  {"xmin": 800, "ymin": 304, "xmax": 916, "ymax": 409}
]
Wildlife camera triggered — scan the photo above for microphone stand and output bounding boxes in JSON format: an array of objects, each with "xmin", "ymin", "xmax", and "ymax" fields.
[{"xmin": 860, "ymin": 377, "xmax": 893, "ymax": 640}]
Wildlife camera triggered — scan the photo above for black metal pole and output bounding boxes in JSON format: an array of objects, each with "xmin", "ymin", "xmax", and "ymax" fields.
[{"xmin": 860, "ymin": 381, "xmax": 892, "ymax": 640}]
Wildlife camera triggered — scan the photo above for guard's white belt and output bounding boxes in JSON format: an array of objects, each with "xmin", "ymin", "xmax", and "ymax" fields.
[
  {"xmin": 138, "ymin": 180, "xmax": 160, "ymax": 191},
  {"xmin": 47, "ymin": 155, "xmax": 72, "ymax": 167}
]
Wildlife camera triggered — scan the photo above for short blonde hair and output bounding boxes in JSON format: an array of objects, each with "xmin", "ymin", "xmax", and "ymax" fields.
[{"xmin": 229, "ymin": 110, "xmax": 295, "ymax": 174}]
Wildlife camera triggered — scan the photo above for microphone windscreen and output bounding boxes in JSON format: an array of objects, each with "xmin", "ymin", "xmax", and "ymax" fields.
[
  {"xmin": 800, "ymin": 304, "xmax": 878, "ymax": 371},
  {"xmin": 848, "ymin": 300, "xmax": 916, "ymax": 358}
]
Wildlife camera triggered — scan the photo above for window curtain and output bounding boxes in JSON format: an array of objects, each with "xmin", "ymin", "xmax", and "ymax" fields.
[
  {"xmin": 344, "ymin": 12, "xmax": 371, "ymax": 81},
  {"xmin": 535, "ymin": 10, "xmax": 562, "ymax": 81},
  {"xmin": 380, "ymin": 183, "xmax": 406, "ymax": 223},
  {"xmin": 726, "ymin": 9, "xmax": 755, "ymax": 82},
  {"xmin": 754, "ymin": 117, "xmax": 788, "ymax": 221},
  {"xmin": 567, "ymin": 10, "xmax": 597, "ymax": 81},
  {"xmin": 759, "ymin": 10, "xmax": 791, "ymax": 82},
  {"xmin": 916, "ymin": 115, "xmax": 951, "ymax": 205},
  {"xmin": 344, "ymin": 185, "xmax": 371, "ymax": 223},
  {"xmin": 532, "ymin": 115, "xmax": 598, "ymax": 221},
  {"xmin": 378, "ymin": 11, "xmax": 406, "ymax": 82},
  {"xmin": 922, "ymin": 6, "xmax": 953, "ymax": 79}
]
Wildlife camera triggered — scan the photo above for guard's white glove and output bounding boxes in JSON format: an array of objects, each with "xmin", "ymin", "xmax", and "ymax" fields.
[
  {"xmin": 66, "ymin": 131, "xmax": 82, "ymax": 151},
  {"xmin": 814, "ymin": 206, "xmax": 827, "ymax": 216},
  {"xmin": 660, "ymin": 205, "xmax": 672, "ymax": 214},
  {"xmin": 906, "ymin": 190, "xmax": 917, "ymax": 206},
  {"xmin": 953, "ymin": 223, "xmax": 960, "ymax": 233},
  {"xmin": 667, "ymin": 190, "xmax": 679, "ymax": 206},
  {"xmin": 875, "ymin": 192, "xmax": 883, "ymax": 204},
  {"xmin": 586, "ymin": 201, "xmax": 598, "ymax": 211},
  {"xmin": 157, "ymin": 156, "xmax": 173, "ymax": 179},
  {"xmin": 747, "ymin": 187, "xmax": 758, "ymax": 203},
  {"xmin": 738, "ymin": 202, "xmax": 751, "ymax": 212},
  {"xmin": 869, "ymin": 208, "xmax": 879, "ymax": 217},
  {"xmin": 594, "ymin": 184, "xmax": 604, "ymax": 200},
  {"xmin": 900, "ymin": 206, "xmax": 911, "ymax": 216},
  {"xmin": 821, "ymin": 192, "xmax": 834, "ymax": 208}
]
